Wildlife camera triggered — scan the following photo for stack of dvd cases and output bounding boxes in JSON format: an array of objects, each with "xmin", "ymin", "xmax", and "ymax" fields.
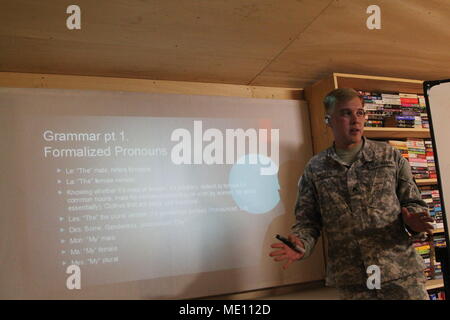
[
  {"xmin": 425, "ymin": 140, "xmax": 436, "ymax": 179},
  {"xmin": 419, "ymin": 185, "xmax": 444, "ymax": 231},
  {"xmin": 360, "ymin": 91, "xmax": 384, "ymax": 127},
  {"xmin": 358, "ymin": 91, "xmax": 428, "ymax": 128},
  {"xmin": 398, "ymin": 93, "xmax": 422, "ymax": 128},
  {"xmin": 407, "ymin": 138, "xmax": 429, "ymax": 179},
  {"xmin": 418, "ymin": 95, "xmax": 429, "ymax": 128}
]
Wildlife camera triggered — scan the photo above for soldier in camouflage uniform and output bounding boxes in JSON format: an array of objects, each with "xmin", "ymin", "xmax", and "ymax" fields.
[{"xmin": 269, "ymin": 88, "xmax": 435, "ymax": 300}]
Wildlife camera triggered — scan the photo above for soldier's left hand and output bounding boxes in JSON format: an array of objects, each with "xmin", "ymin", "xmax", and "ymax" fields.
[{"xmin": 401, "ymin": 207, "xmax": 435, "ymax": 235}]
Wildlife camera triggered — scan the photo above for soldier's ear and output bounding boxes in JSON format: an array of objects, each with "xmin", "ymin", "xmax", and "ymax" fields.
[{"xmin": 324, "ymin": 115, "xmax": 331, "ymax": 127}]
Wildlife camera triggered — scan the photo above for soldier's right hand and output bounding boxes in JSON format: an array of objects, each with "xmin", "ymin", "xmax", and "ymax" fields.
[{"xmin": 269, "ymin": 234, "xmax": 305, "ymax": 269}]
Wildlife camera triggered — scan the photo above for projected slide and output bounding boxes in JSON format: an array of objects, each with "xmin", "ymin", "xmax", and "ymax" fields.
[
  {"xmin": 0, "ymin": 87, "xmax": 319, "ymax": 299},
  {"xmin": 21, "ymin": 114, "xmax": 282, "ymax": 287}
]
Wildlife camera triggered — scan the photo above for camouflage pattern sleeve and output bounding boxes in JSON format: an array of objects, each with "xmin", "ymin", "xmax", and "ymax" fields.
[
  {"xmin": 291, "ymin": 166, "xmax": 322, "ymax": 259},
  {"xmin": 396, "ymin": 151, "xmax": 429, "ymax": 239}
]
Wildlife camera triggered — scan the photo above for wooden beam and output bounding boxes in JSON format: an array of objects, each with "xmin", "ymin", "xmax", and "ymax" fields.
[{"xmin": 0, "ymin": 72, "xmax": 304, "ymax": 100}]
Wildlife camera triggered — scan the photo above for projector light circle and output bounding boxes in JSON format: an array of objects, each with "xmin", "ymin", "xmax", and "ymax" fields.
[{"xmin": 228, "ymin": 154, "xmax": 280, "ymax": 214}]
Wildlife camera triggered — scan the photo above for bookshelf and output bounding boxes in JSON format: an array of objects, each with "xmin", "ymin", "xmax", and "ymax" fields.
[
  {"xmin": 427, "ymin": 279, "xmax": 444, "ymax": 290},
  {"xmin": 305, "ymin": 73, "xmax": 446, "ymax": 293},
  {"xmin": 364, "ymin": 127, "xmax": 430, "ymax": 139}
]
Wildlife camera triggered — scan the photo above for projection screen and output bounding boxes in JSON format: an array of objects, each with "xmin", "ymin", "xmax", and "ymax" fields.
[{"xmin": 0, "ymin": 87, "xmax": 325, "ymax": 299}]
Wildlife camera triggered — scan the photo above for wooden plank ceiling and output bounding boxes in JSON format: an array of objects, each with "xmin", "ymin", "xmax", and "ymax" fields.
[{"xmin": 1, "ymin": 0, "xmax": 449, "ymax": 88}]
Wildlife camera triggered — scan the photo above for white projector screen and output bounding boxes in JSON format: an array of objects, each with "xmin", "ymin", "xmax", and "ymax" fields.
[
  {"xmin": 425, "ymin": 80, "xmax": 450, "ymax": 261},
  {"xmin": 0, "ymin": 87, "xmax": 324, "ymax": 299}
]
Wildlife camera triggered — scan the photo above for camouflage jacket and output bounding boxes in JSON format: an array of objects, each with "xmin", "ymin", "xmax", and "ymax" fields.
[{"xmin": 292, "ymin": 137, "xmax": 427, "ymax": 287}]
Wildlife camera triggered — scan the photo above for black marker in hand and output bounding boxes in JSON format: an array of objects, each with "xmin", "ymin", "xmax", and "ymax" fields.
[{"xmin": 275, "ymin": 234, "xmax": 305, "ymax": 254}]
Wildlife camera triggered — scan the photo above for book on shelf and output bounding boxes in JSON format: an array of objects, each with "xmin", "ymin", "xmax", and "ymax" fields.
[{"xmin": 429, "ymin": 290, "xmax": 446, "ymax": 300}]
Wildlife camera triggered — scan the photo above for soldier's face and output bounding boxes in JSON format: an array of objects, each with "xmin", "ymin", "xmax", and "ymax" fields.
[{"xmin": 329, "ymin": 97, "xmax": 365, "ymax": 148}]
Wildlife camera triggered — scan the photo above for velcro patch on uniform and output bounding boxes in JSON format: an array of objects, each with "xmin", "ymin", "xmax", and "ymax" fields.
[
  {"xmin": 315, "ymin": 172, "xmax": 342, "ymax": 181},
  {"xmin": 367, "ymin": 160, "xmax": 395, "ymax": 169}
]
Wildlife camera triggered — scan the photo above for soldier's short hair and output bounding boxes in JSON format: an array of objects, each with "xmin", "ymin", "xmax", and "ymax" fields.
[{"xmin": 323, "ymin": 88, "xmax": 363, "ymax": 115}]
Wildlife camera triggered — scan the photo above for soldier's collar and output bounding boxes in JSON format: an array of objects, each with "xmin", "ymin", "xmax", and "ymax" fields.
[
  {"xmin": 327, "ymin": 137, "xmax": 373, "ymax": 164},
  {"xmin": 327, "ymin": 143, "xmax": 346, "ymax": 166},
  {"xmin": 360, "ymin": 137, "xmax": 375, "ymax": 163}
]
